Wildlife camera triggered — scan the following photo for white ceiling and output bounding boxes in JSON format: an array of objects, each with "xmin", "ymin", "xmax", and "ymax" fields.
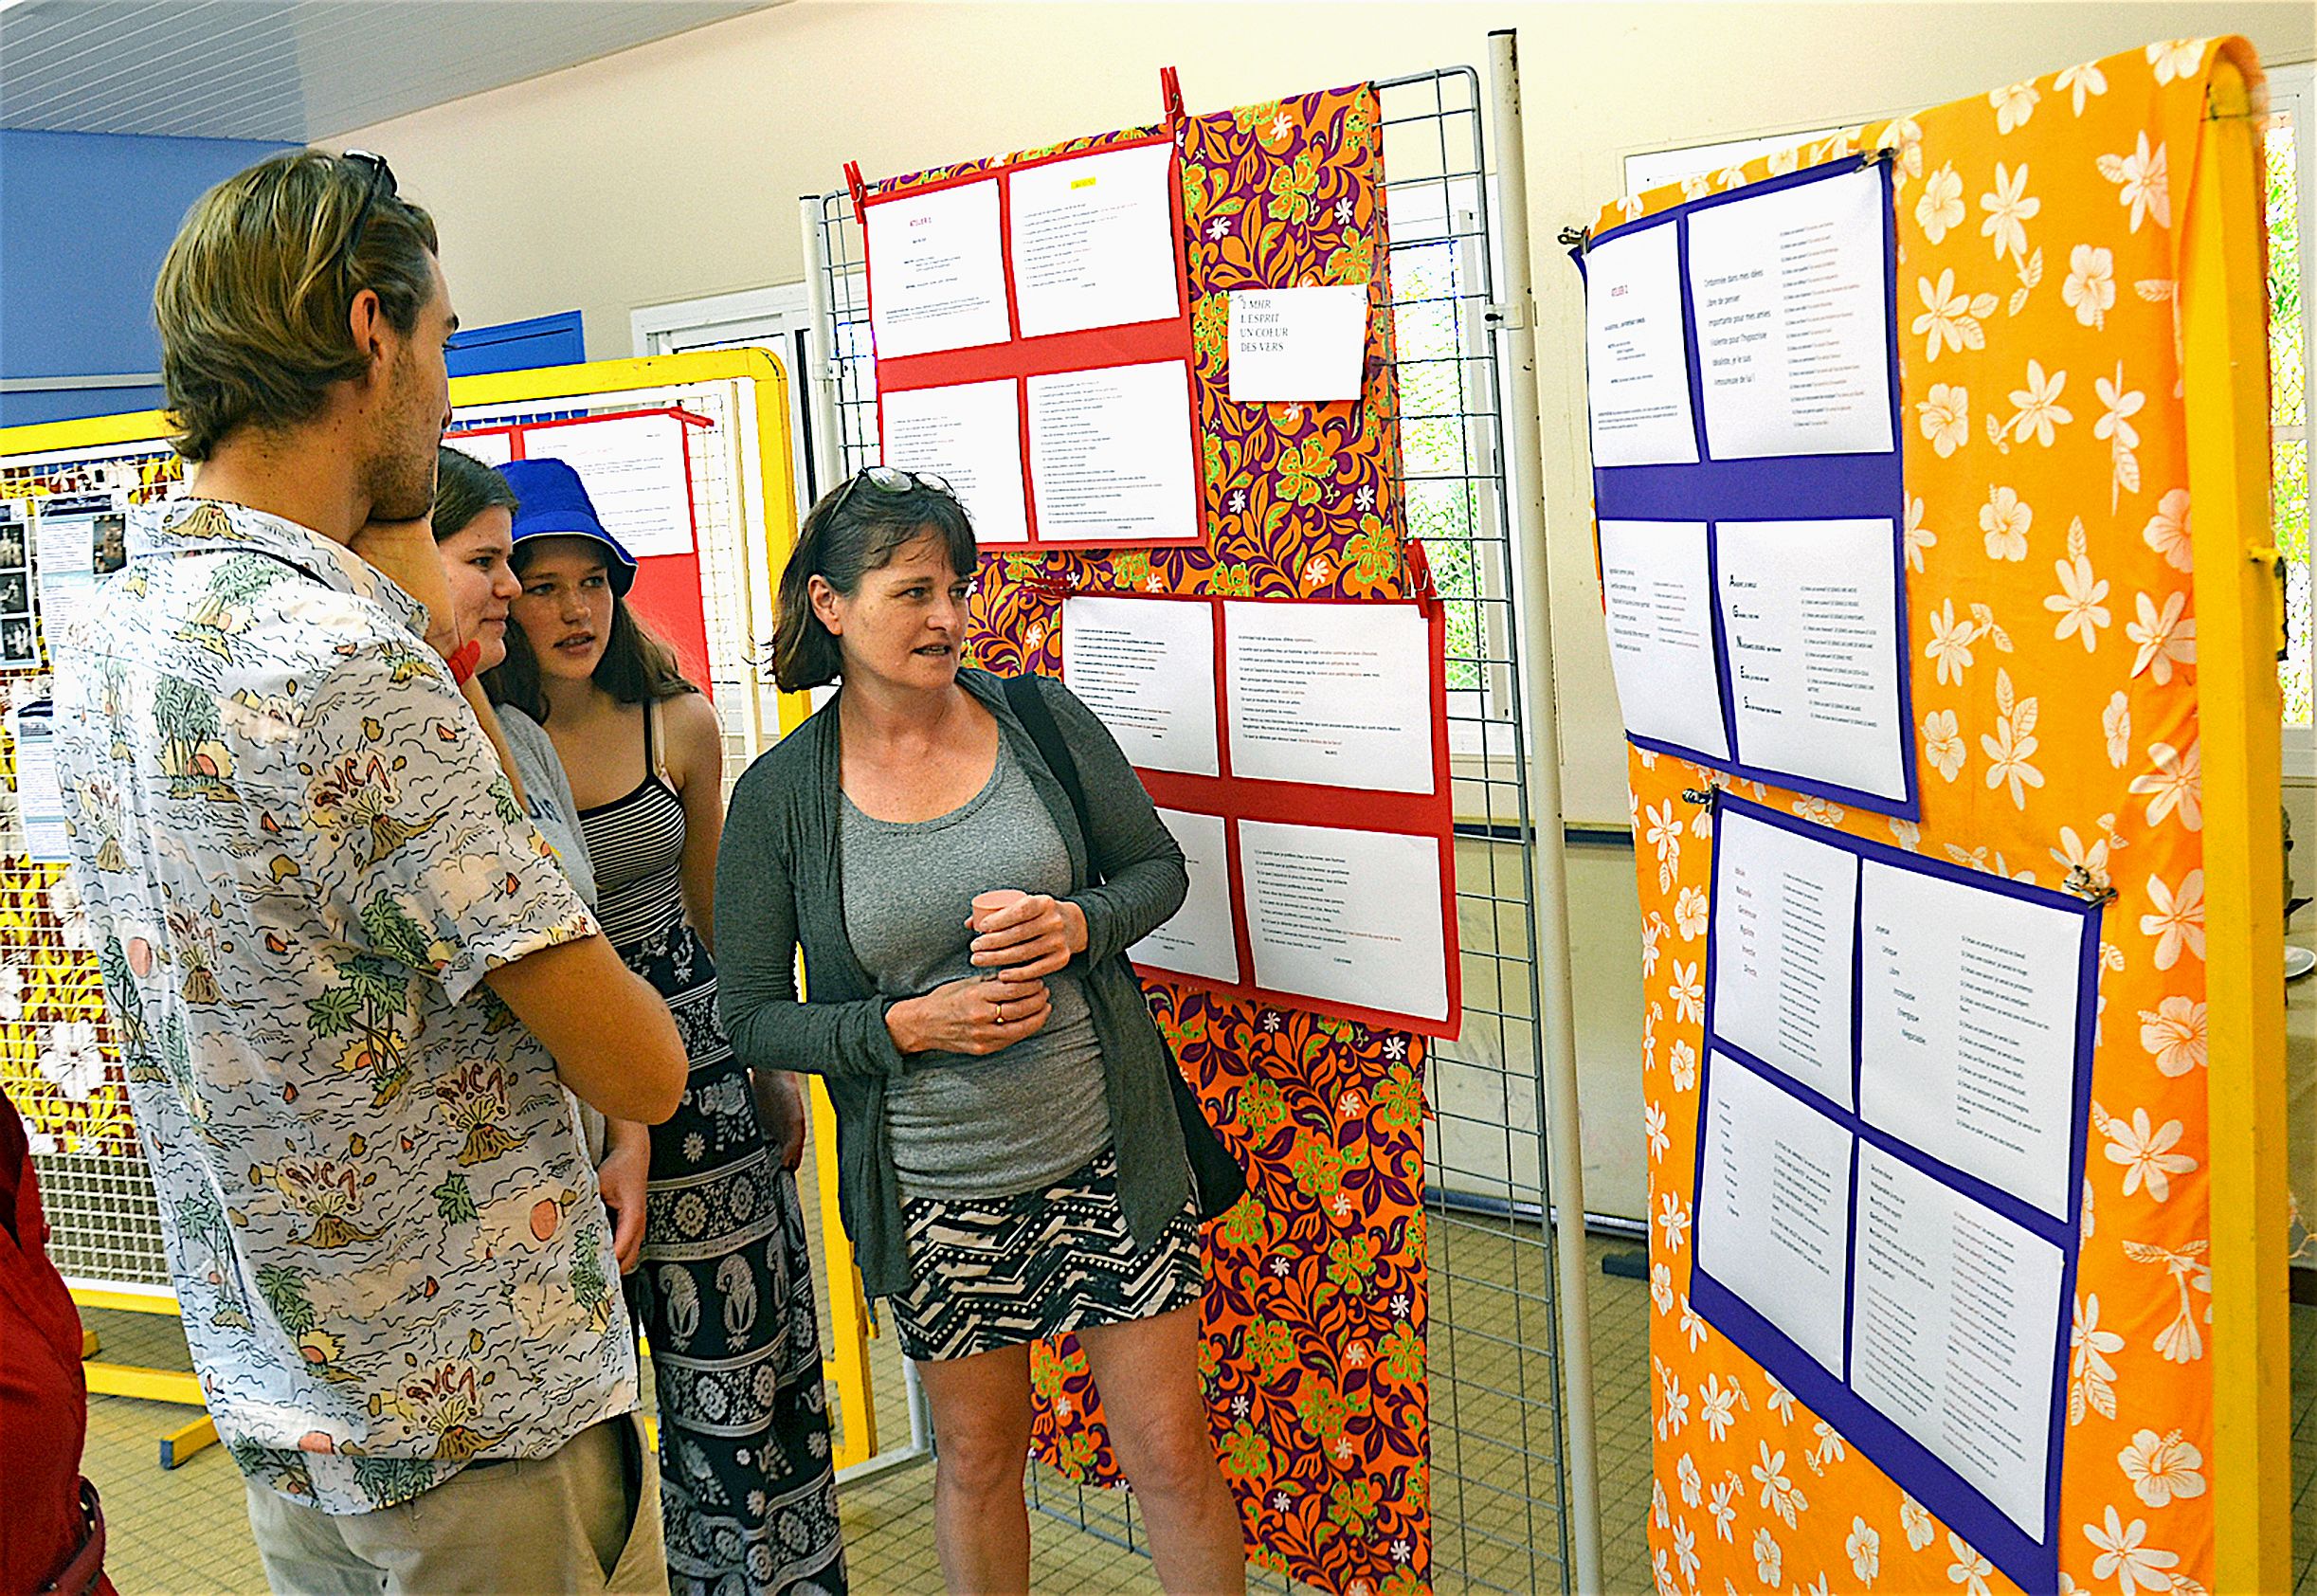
[{"xmin": 0, "ymin": 0, "xmax": 782, "ymax": 142}]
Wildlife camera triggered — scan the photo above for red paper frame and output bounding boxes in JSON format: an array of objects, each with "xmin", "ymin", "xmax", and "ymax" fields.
[
  {"xmin": 449, "ymin": 407, "xmax": 719, "ymax": 699},
  {"xmin": 1060, "ymin": 589, "xmax": 1463, "ymax": 1038},
  {"xmin": 858, "ymin": 133, "xmax": 1207, "ymax": 551}
]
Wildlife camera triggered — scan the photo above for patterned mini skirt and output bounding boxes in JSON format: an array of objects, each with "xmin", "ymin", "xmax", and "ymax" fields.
[{"xmin": 888, "ymin": 1146, "xmax": 1204, "ymax": 1364}]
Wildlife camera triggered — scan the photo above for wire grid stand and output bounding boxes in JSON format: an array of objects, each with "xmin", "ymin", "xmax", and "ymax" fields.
[
  {"xmin": 810, "ymin": 66, "xmax": 1577, "ymax": 1596},
  {"xmin": 1, "ymin": 438, "xmax": 182, "ymax": 1297},
  {"xmin": 0, "ymin": 373, "xmax": 793, "ymax": 1308}
]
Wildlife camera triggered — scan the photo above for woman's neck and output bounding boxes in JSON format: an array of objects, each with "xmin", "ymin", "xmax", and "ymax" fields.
[
  {"xmin": 540, "ymin": 669, "xmax": 615, "ymax": 725},
  {"xmin": 838, "ymin": 673, "xmax": 961, "ymax": 750}
]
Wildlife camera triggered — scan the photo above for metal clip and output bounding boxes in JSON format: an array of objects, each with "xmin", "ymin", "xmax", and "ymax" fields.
[
  {"xmin": 1557, "ymin": 225, "xmax": 1590, "ymax": 251},
  {"xmin": 1681, "ymin": 785, "xmax": 1721, "ymax": 808},
  {"xmin": 2061, "ymin": 864, "xmax": 2118, "ymax": 907}
]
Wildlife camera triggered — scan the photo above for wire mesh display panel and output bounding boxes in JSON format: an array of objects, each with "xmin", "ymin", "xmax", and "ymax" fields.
[
  {"xmin": 1, "ymin": 439, "xmax": 185, "ymax": 1292},
  {"xmin": 812, "ymin": 67, "xmax": 1577, "ymax": 1596},
  {"xmin": 0, "ymin": 366, "xmax": 787, "ymax": 1303}
]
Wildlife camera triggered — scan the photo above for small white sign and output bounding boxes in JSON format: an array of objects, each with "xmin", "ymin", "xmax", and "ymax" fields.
[
  {"xmin": 9, "ymin": 699, "xmax": 69, "ymax": 863},
  {"xmin": 1227, "ymin": 286, "xmax": 1367, "ymax": 402}
]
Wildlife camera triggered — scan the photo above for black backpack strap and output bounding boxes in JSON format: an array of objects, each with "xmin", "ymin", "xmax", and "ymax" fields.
[{"xmin": 1003, "ymin": 673, "xmax": 1103, "ymax": 887}]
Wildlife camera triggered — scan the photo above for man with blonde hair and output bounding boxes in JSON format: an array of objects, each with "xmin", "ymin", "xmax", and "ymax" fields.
[{"xmin": 51, "ymin": 148, "xmax": 689, "ymax": 1593}]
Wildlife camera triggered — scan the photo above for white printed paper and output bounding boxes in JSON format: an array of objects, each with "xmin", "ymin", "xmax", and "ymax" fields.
[
  {"xmin": 1240, "ymin": 820, "xmax": 1448, "ymax": 1023},
  {"xmin": 446, "ymin": 429, "xmax": 515, "ymax": 467},
  {"xmin": 524, "ymin": 414, "xmax": 695, "ymax": 558},
  {"xmin": 1059, "ymin": 596, "xmax": 1219, "ymax": 776},
  {"xmin": 1009, "ymin": 143, "xmax": 1183, "ymax": 338},
  {"xmin": 1228, "ymin": 286, "xmax": 1367, "ymax": 402},
  {"xmin": 880, "ymin": 380, "xmax": 1030, "ymax": 546},
  {"xmin": 1711, "ymin": 807, "xmax": 1859, "ymax": 1106},
  {"xmin": 865, "ymin": 179, "xmax": 1012, "ymax": 358},
  {"xmin": 1131, "ymin": 808, "xmax": 1239, "ymax": 984},
  {"xmin": 7, "ymin": 700, "xmax": 67, "ymax": 862},
  {"xmin": 1687, "ymin": 166, "xmax": 1894, "ymax": 459},
  {"xmin": 1856, "ymin": 861, "xmax": 2085, "ymax": 1219},
  {"xmin": 30, "ymin": 493, "xmax": 123, "ymax": 647},
  {"xmin": 1584, "ymin": 222, "xmax": 1700, "ymax": 466},
  {"xmin": 1597, "ymin": 520, "xmax": 1728, "ymax": 760},
  {"xmin": 1851, "ymin": 1144, "xmax": 2063, "ymax": 1537},
  {"xmin": 1716, "ymin": 517, "xmax": 1906, "ymax": 799},
  {"xmin": 1223, "ymin": 601, "xmax": 1433, "ymax": 793},
  {"xmin": 1025, "ymin": 361, "xmax": 1198, "ymax": 545},
  {"xmin": 1695, "ymin": 1054, "xmax": 1854, "ymax": 1377}
]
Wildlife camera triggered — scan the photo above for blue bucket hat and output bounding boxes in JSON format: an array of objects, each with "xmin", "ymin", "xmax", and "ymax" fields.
[{"xmin": 500, "ymin": 457, "xmax": 639, "ymax": 596}]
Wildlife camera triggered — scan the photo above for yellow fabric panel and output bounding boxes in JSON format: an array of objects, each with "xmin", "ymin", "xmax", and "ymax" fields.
[{"xmin": 1599, "ymin": 36, "xmax": 2260, "ymax": 1595}]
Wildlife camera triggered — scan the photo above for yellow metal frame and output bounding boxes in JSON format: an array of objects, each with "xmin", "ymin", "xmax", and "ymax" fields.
[
  {"xmin": 2181, "ymin": 59, "xmax": 2290, "ymax": 1596},
  {"xmin": 3, "ymin": 349, "xmax": 883, "ymax": 1473}
]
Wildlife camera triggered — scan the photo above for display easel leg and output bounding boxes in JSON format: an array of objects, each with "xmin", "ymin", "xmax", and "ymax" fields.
[
  {"xmin": 1487, "ymin": 27, "xmax": 1606, "ymax": 1595},
  {"xmin": 2181, "ymin": 55, "xmax": 2291, "ymax": 1596}
]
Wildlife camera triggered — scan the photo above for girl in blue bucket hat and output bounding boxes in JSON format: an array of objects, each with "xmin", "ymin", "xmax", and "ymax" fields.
[{"xmin": 489, "ymin": 456, "xmax": 846, "ymax": 1596}]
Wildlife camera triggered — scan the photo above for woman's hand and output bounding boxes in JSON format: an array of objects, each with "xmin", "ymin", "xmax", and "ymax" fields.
[
  {"xmin": 887, "ymin": 974, "xmax": 1053, "ymax": 1056},
  {"xmin": 350, "ymin": 516, "xmax": 462, "ymax": 658},
  {"xmin": 595, "ymin": 1122, "xmax": 651, "ymax": 1274},
  {"xmin": 966, "ymin": 894, "xmax": 1088, "ymax": 984},
  {"xmin": 751, "ymin": 1068, "xmax": 808, "ymax": 1171}
]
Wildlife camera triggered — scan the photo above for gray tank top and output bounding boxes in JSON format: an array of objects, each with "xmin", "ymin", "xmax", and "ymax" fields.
[{"xmin": 840, "ymin": 739, "xmax": 1112, "ymax": 1199}]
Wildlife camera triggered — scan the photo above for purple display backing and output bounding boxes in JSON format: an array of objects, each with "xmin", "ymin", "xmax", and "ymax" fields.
[
  {"xmin": 1583, "ymin": 156, "xmax": 1920, "ymax": 821},
  {"xmin": 1690, "ymin": 791, "xmax": 2102, "ymax": 1592}
]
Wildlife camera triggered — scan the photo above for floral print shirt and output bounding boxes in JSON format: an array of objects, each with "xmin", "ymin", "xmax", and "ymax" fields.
[{"xmin": 53, "ymin": 499, "xmax": 634, "ymax": 1514}]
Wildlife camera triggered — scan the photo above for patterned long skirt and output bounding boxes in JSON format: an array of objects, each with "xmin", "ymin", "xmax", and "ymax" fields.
[{"xmin": 621, "ymin": 920, "xmax": 847, "ymax": 1596}]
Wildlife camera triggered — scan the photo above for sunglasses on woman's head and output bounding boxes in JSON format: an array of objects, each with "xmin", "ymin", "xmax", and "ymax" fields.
[{"xmin": 827, "ymin": 465, "xmax": 955, "ymax": 521}]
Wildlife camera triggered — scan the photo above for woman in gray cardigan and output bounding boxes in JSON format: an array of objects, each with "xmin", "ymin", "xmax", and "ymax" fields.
[{"xmin": 715, "ymin": 469, "xmax": 1246, "ymax": 1596}]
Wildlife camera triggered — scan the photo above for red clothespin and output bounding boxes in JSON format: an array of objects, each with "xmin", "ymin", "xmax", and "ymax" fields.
[
  {"xmin": 1403, "ymin": 533, "xmax": 1440, "ymax": 612},
  {"xmin": 1160, "ymin": 67, "xmax": 1186, "ymax": 133},
  {"xmin": 844, "ymin": 161, "xmax": 869, "ymax": 222}
]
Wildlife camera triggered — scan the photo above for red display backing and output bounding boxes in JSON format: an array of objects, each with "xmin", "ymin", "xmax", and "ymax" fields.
[
  {"xmin": 455, "ymin": 408, "xmax": 718, "ymax": 698},
  {"xmin": 1061, "ymin": 589, "xmax": 1461, "ymax": 1037},
  {"xmin": 858, "ymin": 134, "xmax": 1206, "ymax": 549}
]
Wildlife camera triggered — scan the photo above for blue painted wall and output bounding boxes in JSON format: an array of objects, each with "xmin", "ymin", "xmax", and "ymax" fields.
[
  {"xmin": 1, "ymin": 130, "xmax": 585, "ymax": 432},
  {"xmin": 447, "ymin": 310, "xmax": 586, "ymax": 376},
  {"xmin": 0, "ymin": 129, "xmax": 298, "ymax": 427}
]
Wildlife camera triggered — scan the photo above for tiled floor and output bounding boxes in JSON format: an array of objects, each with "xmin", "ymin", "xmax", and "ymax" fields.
[{"xmin": 73, "ymin": 1242, "xmax": 2308, "ymax": 1594}]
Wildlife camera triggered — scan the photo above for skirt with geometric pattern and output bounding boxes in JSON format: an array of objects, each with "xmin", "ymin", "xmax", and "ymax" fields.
[{"xmin": 887, "ymin": 1146, "xmax": 1204, "ymax": 1364}]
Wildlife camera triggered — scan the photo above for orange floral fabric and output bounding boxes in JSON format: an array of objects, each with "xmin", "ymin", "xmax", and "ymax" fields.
[
  {"xmin": 1593, "ymin": 37, "xmax": 2257, "ymax": 1596},
  {"xmin": 869, "ymin": 84, "xmax": 1430, "ymax": 1596}
]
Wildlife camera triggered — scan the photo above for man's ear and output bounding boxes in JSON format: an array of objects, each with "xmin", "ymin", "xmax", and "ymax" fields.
[{"xmin": 346, "ymin": 287, "xmax": 389, "ymax": 379}]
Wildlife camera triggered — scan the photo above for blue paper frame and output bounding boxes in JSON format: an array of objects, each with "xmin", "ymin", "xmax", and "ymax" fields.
[
  {"xmin": 1581, "ymin": 156, "xmax": 1920, "ymax": 821},
  {"xmin": 1691, "ymin": 792, "xmax": 2103, "ymax": 1592}
]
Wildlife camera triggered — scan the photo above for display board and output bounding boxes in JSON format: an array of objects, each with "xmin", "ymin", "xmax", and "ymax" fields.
[
  {"xmin": 857, "ymin": 134, "xmax": 1204, "ymax": 549},
  {"xmin": 448, "ymin": 405, "xmax": 716, "ymax": 694},
  {"xmin": 1695, "ymin": 793, "xmax": 2101, "ymax": 1588},
  {"xmin": 1597, "ymin": 38, "xmax": 2271, "ymax": 1595},
  {"xmin": 1582, "ymin": 160, "xmax": 1918, "ymax": 817},
  {"xmin": 1059, "ymin": 590, "xmax": 1460, "ymax": 1034},
  {"xmin": 860, "ymin": 82, "xmax": 1431, "ymax": 1596}
]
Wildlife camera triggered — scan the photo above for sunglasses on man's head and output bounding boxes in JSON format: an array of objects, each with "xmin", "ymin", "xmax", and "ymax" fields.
[
  {"xmin": 335, "ymin": 150, "xmax": 397, "ymax": 282},
  {"xmin": 827, "ymin": 465, "xmax": 956, "ymax": 520}
]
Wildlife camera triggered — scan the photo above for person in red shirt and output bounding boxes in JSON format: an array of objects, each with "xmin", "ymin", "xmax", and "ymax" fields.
[{"xmin": 0, "ymin": 1085, "xmax": 115, "ymax": 1596}]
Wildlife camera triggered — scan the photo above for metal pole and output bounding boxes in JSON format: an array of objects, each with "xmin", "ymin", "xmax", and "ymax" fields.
[
  {"xmin": 1485, "ymin": 28, "xmax": 1605, "ymax": 1593},
  {"xmin": 798, "ymin": 195, "xmax": 849, "ymax": 497},
  {"xmin": 799, "ymin": 191, "xmax": 936, "ymax": 1462}
]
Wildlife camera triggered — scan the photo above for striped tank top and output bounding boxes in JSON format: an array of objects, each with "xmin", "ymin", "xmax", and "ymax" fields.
[{"xmin": 575, "ymin": 698, "xmax": 689, "ymax": 955}]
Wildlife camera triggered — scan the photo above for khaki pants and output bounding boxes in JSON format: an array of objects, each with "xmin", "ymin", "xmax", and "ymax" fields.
[{"xmin": 244, "ymin": 1416, "xmax": 667, "ymax": 1596}]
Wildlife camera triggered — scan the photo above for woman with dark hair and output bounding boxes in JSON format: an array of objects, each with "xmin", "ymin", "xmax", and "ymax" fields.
[
  {"xmin": 429, "ymin": 444, "xmax": 645, "ymax": 1275},
  {"xmin": 490, "ymin": 457, "xmax": 844, "ymax": 1596},
  {"xmin": 715, "ymin": 468, "xmax": 1247, "ymax": 1595}
]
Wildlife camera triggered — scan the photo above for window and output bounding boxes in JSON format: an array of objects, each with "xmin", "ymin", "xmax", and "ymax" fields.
[{"xmin": 2269, "ymin": 65, "xmax": 2315, "ymax": 768}]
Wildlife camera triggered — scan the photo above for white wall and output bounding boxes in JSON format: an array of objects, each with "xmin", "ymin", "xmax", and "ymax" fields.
[
  {"xmin": 331, "ymin": 2, "xmax": 2317, "ymax": 1222},
  {"xmin": 335, "ymin": 0, "xmax": 2315, "ymax": 826}
]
